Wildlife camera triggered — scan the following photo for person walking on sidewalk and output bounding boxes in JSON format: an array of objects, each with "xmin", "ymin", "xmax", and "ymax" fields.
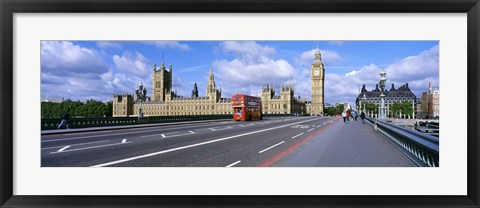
[
  {"xmin": 57, "ymin": 111, "xmax": 70, "ymax": 129},
  {"xmin": 342, "ymin": 111, "xmax": 347, "ymax": 123},
  {"xmin": 360, "ymin": 112, "xmax": 366, "ymax": 124}
]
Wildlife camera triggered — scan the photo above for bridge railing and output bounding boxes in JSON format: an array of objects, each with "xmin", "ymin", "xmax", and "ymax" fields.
[
  {"xmin": 41, "ymin": 115, "xmax": 233, "ymax": 130},
  {"xmin": 41, "ymin": 114, "xmax": 307, "ymax": 130},
  {"xmin": 365, "ymin": 117, "xmax": 439, "ymax": 167}
]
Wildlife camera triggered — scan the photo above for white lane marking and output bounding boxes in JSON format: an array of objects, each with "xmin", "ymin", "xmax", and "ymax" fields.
[
  {"xmin": 122, "ymin": 139, "xmax": 127, "ymax": 143},
  {"xmin": 57, "ymin": 145, "xmax": 71, "ymax": 152},
  {"xmin": 317, "ymin": 125, "xmax": 322, "ymax": 127},
  {"xmin": 209, "ymin": 126, "xmax": 232, "ymax": 131},
  {"xmin": 168, "ymin": 133, "xmax": 195, "ymax": 138},
  {"xmin": 307, "ymin": 128, "xmax": 315, "ymax": 132},
  {"xmin": 188, "ymin": 131, "xmax": 194, "ymax": 134},
  {"xmin": 41, "ymin": 140, "xmax": 110, "ymax": 150},
  {"xmin": 90, "ymin": 118, "xmax": 322, "ymax": 167},
  {"xmin": 226, "ymin": 160, "xmax": 242, "ymax": 167},
  {"xmin": 323, "ymin": 122, "xmax": 326, "ymax": 125},
  {"xmin": 141, "ymin": 131, "xmax": 187, "ymax": 138},
  {"xmin": 291, "ymin": 133, "xmax": 304, "ymax": 139},
  {"xmin": 258, "ymin": 141, "xmax": 285, "ymax": 154},
  {"xmin": 50, "ymin": 142, "xmax": 132, "ymax": 154},
  {"xmin": 43, "ymin": 122, "xmax": 237, "ymax": 143}
]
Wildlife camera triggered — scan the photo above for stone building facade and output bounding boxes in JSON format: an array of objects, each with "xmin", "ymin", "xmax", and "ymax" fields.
[
  {"xmin": 113, "ymin": 48, "xmax": 325, "ymax": 117},
  {"xmin": 309, "ymin": 46, "xmax": 325, "ymax": 116},
  {"xmin": 260, "ymin": 84, "xmax": 307, "ymax": 115},
  {"xmin": 355, "ymin": 83, "xmax": 417, "ymax": 119},
  {"xmin": 420, "ymin": 82, "xmax": 440, "ymax": 118},
  {"xmin": 112, "ymin": 94, "xmax": 134, "ymax": 117},
  {"xmin": 113, "ymin": 59, "xmax": 232, "ymax": 117}
]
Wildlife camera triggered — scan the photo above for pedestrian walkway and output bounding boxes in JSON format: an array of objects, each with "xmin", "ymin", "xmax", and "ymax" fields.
[{"xmin": 275, "ymin": 118, "xmax": 417, "ymax": 167}]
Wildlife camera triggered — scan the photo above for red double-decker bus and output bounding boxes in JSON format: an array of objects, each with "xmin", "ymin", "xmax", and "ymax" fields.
[{"xmin": 231, "ymin": 94, "xmax": 263, "ymax": 121}]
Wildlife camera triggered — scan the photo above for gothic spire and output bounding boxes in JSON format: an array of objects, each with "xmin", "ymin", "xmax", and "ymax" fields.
[
  {"xmin": 313, "ymin": 42, "xmax": 322, "ymax": 64},
  {"xmin": 161, "ymin": 52, "xmax": 165, "ymax": 68},
  {"xmin": 209, "ymin": 67, "xmax": 214, "ymax": 80}
]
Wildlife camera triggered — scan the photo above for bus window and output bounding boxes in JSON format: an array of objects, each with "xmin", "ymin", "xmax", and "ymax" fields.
[{"xmin": 234, "ymin": 107, "xmax": 242, "ymax": 115}]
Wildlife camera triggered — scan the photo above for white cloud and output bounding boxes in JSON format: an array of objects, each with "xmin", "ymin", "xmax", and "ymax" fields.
[
  {"xmin": 97, "ymin": 41, "xmax": 123, "ymax": 49},
  {"xmin": 145, "ymin": 41, "xmax": 191, "ymax": 51},
  {"xmin": 320, "ymin": 45, "xmax": 439, "ymax": 107},
  {"xmin": 113, "ymin": 52, "xmax": 150, "ymax": 78},
  {"xmin": 41, "ymin": 41, "xmax": 108, "ymax": 75},
  {"xmin": 41, "ymin": 41, "xmax": 153, "ymax": 101},
  {"xmin": 212, "ymin": 41, "xmax": 295, "ymax": 97},
  {"xmin": 220, "ymin": 41, "xmax": 276, "ymax": 64},
  {"xmin": 386, "ymin": 45, "xmax": 439, "ymax": 83},
  {"xmin": 296, "ymin": 49, "xmax": 341, "ymax": 66}
]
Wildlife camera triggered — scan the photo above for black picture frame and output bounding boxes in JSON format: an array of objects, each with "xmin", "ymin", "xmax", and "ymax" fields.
[{"xmin": 1, "ymin": 0, "xmax": 479, "ymax": 207}]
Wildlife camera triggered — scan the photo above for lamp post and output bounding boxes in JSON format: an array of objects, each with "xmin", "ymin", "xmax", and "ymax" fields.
[
  {"xmin": 362, "ymin": 94, "xmax": 366, "ymax": 114},
  {"xmin": 379, "ymin": 68, "xmax": 387, "ymax": 120}
]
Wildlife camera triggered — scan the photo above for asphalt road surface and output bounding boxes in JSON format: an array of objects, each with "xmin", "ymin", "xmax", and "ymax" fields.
[{"xmin": 41, "ymin": 116, "xmax": 415, "ymax": 167}]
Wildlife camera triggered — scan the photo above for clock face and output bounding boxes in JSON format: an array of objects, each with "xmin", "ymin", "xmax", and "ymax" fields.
[{"xmin": 314, "ymin": 70, "xmax": 320, "ymax": 76}]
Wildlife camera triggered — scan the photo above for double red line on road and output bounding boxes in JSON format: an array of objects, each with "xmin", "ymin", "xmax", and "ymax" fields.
[{"xmin": 256, "ymin": 117, "xmax": 340, "ymax": 167}]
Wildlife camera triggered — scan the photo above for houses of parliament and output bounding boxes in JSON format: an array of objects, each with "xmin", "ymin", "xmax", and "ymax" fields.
[{"xmin": 112, "ymin": 47, "xmax": 325, "ymax": 117}]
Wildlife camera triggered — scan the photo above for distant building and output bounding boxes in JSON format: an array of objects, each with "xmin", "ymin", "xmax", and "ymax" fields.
[
  {"xmin": 112, "ymin": 94, "xmax": 134, "ymax": 117},
  {"xmin": 344, "ymin": 103, "xmax": 351, "ymax": 112},
  {"xmin": 356, "ymin": 83, "xmax": 417, "ymax": 118},
  {"xmin": 112, "ymin": 46, "xmax": 324, "ymax": 117},
  {"xmin": 113, "ymin": 61, "xmax": 232, "ymax": 117},
  {"xmin": 308, "ymin": 45, "xmax": 326, "ymax": 116},
  {"xmin": 416, "ymin": 98, "xmax": 424, "ymax": 118},
  {"xmin": 260, "ymin": 84, "xmax": 307, "ymax": 115},
  {"xmin": 420, "ymin": 82, "xmax": 440, "ymax": 118}
]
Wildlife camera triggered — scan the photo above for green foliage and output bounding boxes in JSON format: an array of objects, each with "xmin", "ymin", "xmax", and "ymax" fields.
[
  {"xmin": 323, "ymin": 105, "xmax": 345, "ymax": 116},
  {"xmin": 389, "ymin": 100, "xmax": 413, "ymax": 117},
  {"xmin": 41, "ymin": 100, "xmax": 113, "ymax": 118},
  {"xmin": 364, "ymin": 102, "xmax": 377, "ymax": 114}
]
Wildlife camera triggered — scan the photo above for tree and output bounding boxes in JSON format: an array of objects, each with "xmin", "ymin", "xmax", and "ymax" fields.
[
  {"xmin": 389, "ymin": 100, "xmax": 413, "ymax": 118},
  {"xmin": 41, "ymin": 100, "xmax": 113, "ymax": 118},
  {"xmin": 324, "ymin": 106, "xmax": 342, "ymax": 116},
  {"xmin": 364, "ymin": 102, "xmax": 377, "ymax": 114}
]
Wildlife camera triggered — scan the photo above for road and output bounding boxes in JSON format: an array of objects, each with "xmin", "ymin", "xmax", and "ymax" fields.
[{"xmin": 42, "ymin": 116, "xmax": 339, "ymax": 167}]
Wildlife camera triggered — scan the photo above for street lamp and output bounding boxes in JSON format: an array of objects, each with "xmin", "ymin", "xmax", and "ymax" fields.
[
  {"xmin": 379, "ymin": 68, "xmax": 387, "ymax": 120},
  {"xmin": 362, "ymin": 94, "xmax": 366, "ymax": 114}
]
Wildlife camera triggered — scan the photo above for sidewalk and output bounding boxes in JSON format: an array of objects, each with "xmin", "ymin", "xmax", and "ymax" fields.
[
  {"xmin": 42, "ymin": 119, "xmax": 231, "ymax": 135},
  {"xmin": 275, "ymin": 118, "xmax": 417, "ymax": 167}
]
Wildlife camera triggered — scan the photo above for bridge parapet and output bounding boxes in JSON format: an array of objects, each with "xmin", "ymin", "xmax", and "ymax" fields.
[
  {"xmin": 41, "ymin": 115, "xmax": 233, "ymax": 130},
  {"xmin": 366, "ymin": 117, "xmax": 439, "ymax": 167}
]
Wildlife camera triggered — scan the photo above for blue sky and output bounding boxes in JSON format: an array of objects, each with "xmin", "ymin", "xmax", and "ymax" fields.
[{"xmin": 41, "ymin": 40, "xmax": 439, "ymax": 107}]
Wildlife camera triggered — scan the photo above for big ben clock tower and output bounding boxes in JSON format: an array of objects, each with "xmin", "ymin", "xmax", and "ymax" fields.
[{"xmin": 311, "ymin": 44, "xmax": 325, "ymax": 116}]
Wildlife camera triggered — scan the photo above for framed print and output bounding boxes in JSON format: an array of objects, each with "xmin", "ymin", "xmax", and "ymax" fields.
[{"xmin": 1, "ymin": 0, "xmax": 479, "ymax": 207}]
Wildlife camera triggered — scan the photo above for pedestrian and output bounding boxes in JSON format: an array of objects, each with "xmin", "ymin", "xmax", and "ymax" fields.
[
  {"xmin": 57, "ymin": 111, "xmax": 70, "ymax": 129},
  {"xmin": 351, "ymin": 111, "xmax": 357, "ymax": 121},
  {"xmin": 360, "ymin": 111, "xmax": 366, "ymax": 124},
  {"xmin": 342, "ymin": 111, "xmax": 347, "ymax": 123}
]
